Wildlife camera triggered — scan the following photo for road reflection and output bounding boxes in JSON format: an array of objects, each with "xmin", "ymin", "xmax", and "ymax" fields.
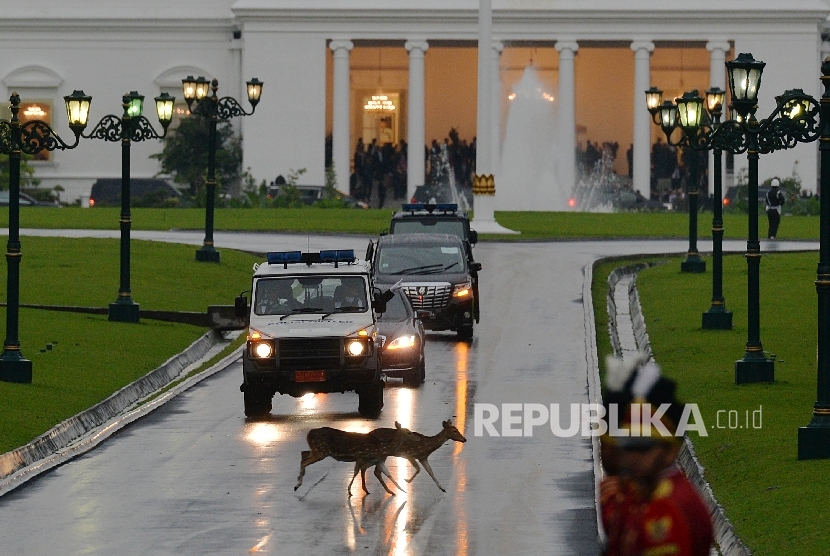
[{"xmin": 454, "ymin": 341, "xmax": 469, "ymax": 556}]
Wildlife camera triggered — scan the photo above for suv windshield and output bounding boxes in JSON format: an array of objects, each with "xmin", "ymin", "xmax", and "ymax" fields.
[
  {"xmin": 377, "ymin": 244, "xmax": 464, "ymax": 275},
  {"xmin": 392, "ymin": 220, "xmax": 465, "ymax": 241},
  {"xmin": 253, "ymin": 276, "xmax": 368, "ymax": 315}
]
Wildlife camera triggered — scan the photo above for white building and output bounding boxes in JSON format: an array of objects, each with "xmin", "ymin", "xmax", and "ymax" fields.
[{"xmin": 2, "ymin": 0, "xmax": 829, "ymax": 206}]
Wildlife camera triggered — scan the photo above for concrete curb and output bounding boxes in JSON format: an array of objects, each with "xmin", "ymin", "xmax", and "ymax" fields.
[
  {"xmin": 604, "ymin": 262, "xmax": 753, "ymax": 556},
  {"xmin": 582, "ymin": 260, "xmax": 606, "ymax": 550},
  {"xmin": 0, "ymin": 329, "xmax": 242, "ymax": 496}
]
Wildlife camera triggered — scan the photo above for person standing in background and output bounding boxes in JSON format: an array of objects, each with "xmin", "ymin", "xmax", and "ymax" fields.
[{"xmin": 766, "ymin": 177, "xmax": 785, "ymax": 239}]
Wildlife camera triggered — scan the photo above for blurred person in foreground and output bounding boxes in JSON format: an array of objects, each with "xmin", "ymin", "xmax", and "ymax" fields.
[{"xmin": 600, "ymin": 352, "xmax": 714, "ymax": 556}]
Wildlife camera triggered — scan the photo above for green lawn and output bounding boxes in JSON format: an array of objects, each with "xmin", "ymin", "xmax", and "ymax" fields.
[
  {"xmin": 2, "ymin": 206, "xmax": 821, "ymax": 240},
  {"xmin": 0, "ymin": 237, "xmax": 261, "ymax": 453},
  {"xmin": 594, "ymin": 252, "xmax": 829, "ymax": 555}
]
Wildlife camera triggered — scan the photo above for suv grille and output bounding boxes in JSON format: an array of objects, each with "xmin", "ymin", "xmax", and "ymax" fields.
[
  {"xmin": 279, "ymin": 338, "xmax": 341, "ymax": 369},
  {"xmin": 401, "ymin": 283, "xmax": 452, "ymax": 310}
]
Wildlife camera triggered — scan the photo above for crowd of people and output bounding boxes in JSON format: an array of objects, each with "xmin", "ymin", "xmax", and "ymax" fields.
[{"xmin": 349, "ymin": 128, "xmax": 477, "ymax": 208}]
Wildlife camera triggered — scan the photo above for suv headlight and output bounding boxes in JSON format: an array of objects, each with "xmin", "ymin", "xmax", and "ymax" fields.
[
  {"xmin": 386, "ymin": 334, "xmax": 416, "ymax": 350},
  {"xmin": 452, "ymin": 280, "xmax": 472, "ymax": 298}
]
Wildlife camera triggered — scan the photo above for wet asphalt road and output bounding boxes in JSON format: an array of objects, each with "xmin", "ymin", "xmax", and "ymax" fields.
[{"xmin": 0, "ymin": 231, "xmax": 818, "ymax": 555}]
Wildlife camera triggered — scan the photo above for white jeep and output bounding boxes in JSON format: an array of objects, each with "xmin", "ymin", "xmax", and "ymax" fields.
[{"xmin": 236, "ymin": 250, "xmax": 391, "ymax": 418}]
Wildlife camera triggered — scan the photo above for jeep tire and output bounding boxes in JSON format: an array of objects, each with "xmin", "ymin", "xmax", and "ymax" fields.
[
  {"xmin": 357, "ymin": 381, "xmax": 384, "ymax": 417},
  {"xmin": 244, "ymin": 389, "xmax": 272, "ymax": 419}
]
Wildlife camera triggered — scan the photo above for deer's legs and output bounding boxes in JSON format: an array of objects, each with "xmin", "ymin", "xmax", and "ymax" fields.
[
  {"xmin": 374, "ymin": 461, "xmax": 405, "ymax": 494},
  {"xmin": 295, "ymin": 449, "xmax": 328, "ymax": 491},
  {"xmin": 404, "ymin": 457, "xmax": 421, "ymax": 483},
  {"xmin": 420, "ymin": 458, "xmax": 446, "ymax": 492},
  {"xmin": 347, "ymin": 462, "xmax": 362, "ymax": 497}
]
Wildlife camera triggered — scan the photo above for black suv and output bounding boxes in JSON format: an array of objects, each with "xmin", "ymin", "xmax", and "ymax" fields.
[
  {"xmin": 386, "ymin": 203, "xmax": 480, "ymax": 322},
  {"xmin": 369, "ymin": 233, "xmax": 481, "ymax": 340}
]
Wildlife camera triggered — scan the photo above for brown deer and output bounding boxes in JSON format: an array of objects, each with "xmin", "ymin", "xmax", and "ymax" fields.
[
  {"xmin": 355, "ymin": 419, "xmax": 467, "ymax": 492},
  {"xmin": 295, "ymin": 423, "xmax": 413, "ymax": 496},
  {"xmin": 386, "ymin": 419, "xmax": 467, "ymax": 492}
]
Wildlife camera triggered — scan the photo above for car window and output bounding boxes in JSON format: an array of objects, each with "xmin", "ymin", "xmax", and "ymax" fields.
[
  {"xmin": 378, "ymin": 291, "xmax": 410, "ymax": 321},
  {"xmin": 377, "ymin": 244, "xmax": 465, "ymax": 275},
  {"xmin": 253, "ymin": 276, "xmax": 367, "ymax": 315}
]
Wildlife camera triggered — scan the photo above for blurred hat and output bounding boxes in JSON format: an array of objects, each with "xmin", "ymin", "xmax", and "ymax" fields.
[
  {"xmin": 603, "ymin": 351, "xmax": 685, "ymax": 446},
  {"xmin": 770, "ymin": 178, "xmax": 781, "ymax": 188}
]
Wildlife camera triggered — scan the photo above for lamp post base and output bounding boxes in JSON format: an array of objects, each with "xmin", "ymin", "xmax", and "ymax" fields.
[
  {"xmin": 735, "ymin": 357, "xmax": 774, "ymax": 384},
  {"xmin": 681, "ymin": 255, "xmax": 706, "ymax": 273},
  {"xmin": 196, "ymin": 247, "xmax": 221, "ymax": 263},
  {"xmin": 109, "ymin": 301, "xmax": 140, "ymax": 323},
  {"xmin": 702, "ymin": 308, "xmax": 732, "ymax": 330},
  {"xmin": 0, "ymin": 351, "xmax": 33, "ymax": 384},
  {"xmin": 798, "ymin": 418, "xmax": 830, "ymax": 460}
]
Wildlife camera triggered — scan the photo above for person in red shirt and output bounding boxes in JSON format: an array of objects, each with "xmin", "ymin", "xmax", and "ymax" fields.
[{"xmin": 600, "ymin": 354, "xmax": 714, "ymax": 556}]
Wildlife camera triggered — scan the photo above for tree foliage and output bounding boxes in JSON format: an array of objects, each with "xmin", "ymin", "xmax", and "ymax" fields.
[{"xmin": 151, "ymin": 117, "xmax": 242, "ymax": 206}]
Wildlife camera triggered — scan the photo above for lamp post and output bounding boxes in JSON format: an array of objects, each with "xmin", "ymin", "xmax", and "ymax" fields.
[
  {"xmin": 82, "ymin": 91, "xmax": 175, "ymax": 323},
  {"xmin": 717, "ymin": 53, "xmax": 820, "ymax": 383},
  {"xmin": 701, "ymin": 87, "xmax": 733, "ymax": 330},
  {"xmin": 645, "ymin": 89, "xmax": 706, "ymax": 273},
  {"xmin": 181, "ymin": 76, "xmax": 262, "ymax": 263},
  {"xmin": 647, "ymin": 87, "xmax": 733, "ymax": 329},
  {"xmin": 0, "ymin": 91, "xmax": 91, "ymax": 383},
  {"xmin": 798, "ymin": 58, "xmax": 830, "ymax": 460}
]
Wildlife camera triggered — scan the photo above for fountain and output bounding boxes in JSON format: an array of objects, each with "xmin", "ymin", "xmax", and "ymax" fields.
[{"xmin": 498, "ymin": 65, "xmax": 569, "ymax": 211}]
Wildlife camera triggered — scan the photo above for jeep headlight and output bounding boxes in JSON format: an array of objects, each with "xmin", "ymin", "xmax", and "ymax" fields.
[
  {"xmin": 346, "ymin": 339, "xmax": 367, "ymax": 356},
  {"xmin": 250, "ymin": 339, "xmax": 275, "ymax": 359},
  {"xmin": 452, "ymin": 280, "xmax": 472, "ymax": 298},
  {"xmin": 386, "ymin": 334, "xmax": 416, "ymax": 351}
]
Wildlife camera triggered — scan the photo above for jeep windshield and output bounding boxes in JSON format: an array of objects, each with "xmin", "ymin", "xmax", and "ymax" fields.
[
  {"xmin": 377, "ymin": 244, "xmax": 465, "ymax": 275},
  {"xmin": 392, "ymin": 220, "xmax": 466, "ymax": 242},
  {"xmin": 253, "ymin": 276, "xmax": 368, "ymax": 316}
]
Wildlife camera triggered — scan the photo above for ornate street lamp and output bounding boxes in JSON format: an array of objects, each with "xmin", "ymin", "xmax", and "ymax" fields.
[
  {"xmin": 646, "ymin": 91, "xmax": 706, "ymax": 273},
  {"xmin": 658, "ymin": 85, "xmax": 734, "ymax": 328},
  {"xmin": 798, "ymin": 58, "xmax": 830, "ymax": 460},
  {"xmin": 182, "ymin": 76, "xmax": 262, "ymax": 263},
  {"xmin": 82, "ymin": 91, "xmax": 175, "ymax": 323},
  {"xmin": 715, "ymin": 53, "xmax": 821, "ymax": 383},
  {"xmin": 0, "ymin": 91, "xmax": 91, "ymax": 383},
  {"xmin": 701, "ymin": 86, "xmax": 732, "ymax": 330}
]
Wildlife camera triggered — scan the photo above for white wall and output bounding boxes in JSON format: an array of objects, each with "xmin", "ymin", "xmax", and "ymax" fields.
[{"xmin": 240, "ymin": 27, "xmax": 327, "ymax": 186}]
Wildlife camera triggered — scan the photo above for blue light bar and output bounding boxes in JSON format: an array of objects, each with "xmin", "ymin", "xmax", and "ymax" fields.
[
  {"xmin": 266, "ymin": 251, "xmax": 302, "ymax": 265},
  {"xmin": 401, "ymin": 203, "xmax": 458, "ymax": 214},
  {"xmin": 319, "ymin": 249, "xmax": 356, "ymax": 263},
  {"xmin": 435, "ymin": 203, "xmax": 458, "ymax": 212}
]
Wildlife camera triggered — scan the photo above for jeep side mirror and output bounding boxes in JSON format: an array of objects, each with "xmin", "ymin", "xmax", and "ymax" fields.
[
  {"xmin": 234, "ymin": 293, "xmax": 249, "ymax": 319},
  {"xmin": 415, "ymin": 310, "xmax": 430, "ymax": 320},
  {"xmin": 470, "ymin": 262, "xmax": 482, "ymax": 273},
  {"xmin": 469, "ymin": 230, "xmax": 478, "ymax": 245}
]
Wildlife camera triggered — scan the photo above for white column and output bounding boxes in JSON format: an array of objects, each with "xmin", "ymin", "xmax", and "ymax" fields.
[
  {"xmin": 707, "ymin": 41, "xmax": 730, "ymax": 199},
  {"xmin": 555, "ymin": 40, "xmax": 578, "ymax": 198},
  {"xmin": 329, "ymin": 40, "xmax": 353, "ymax": 193},
  {"xmin": 491, "ymin": 40, "xmax": 504, "ymax": 178},
  {"xmin": 405, "ymin": 40, "xmax": 428, "ymax": 201},
  {"xmin": 473, "ymin": 0, "xmax": 516, "ymax": 233},
  {"xmin": 631, "ymin": 41, "xmax": 655, "ymax": 199}
]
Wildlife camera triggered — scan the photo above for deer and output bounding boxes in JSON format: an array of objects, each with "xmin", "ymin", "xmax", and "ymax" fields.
[
  {"xmin": 387, "ymin": 419, "xmax": 467, "ymax": 492},
  {"xmin": 335, "ymin": 419, "xmax": 468, "ymax": 494},
  {"xmin": 295, "ymin": 423, "xmax": 414, "ymax": 496}
]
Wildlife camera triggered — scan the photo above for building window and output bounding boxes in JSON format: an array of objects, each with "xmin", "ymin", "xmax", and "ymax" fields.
[{"xmin": 17, "ymin": 100, "xmax": 54, "ymax": 161}]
